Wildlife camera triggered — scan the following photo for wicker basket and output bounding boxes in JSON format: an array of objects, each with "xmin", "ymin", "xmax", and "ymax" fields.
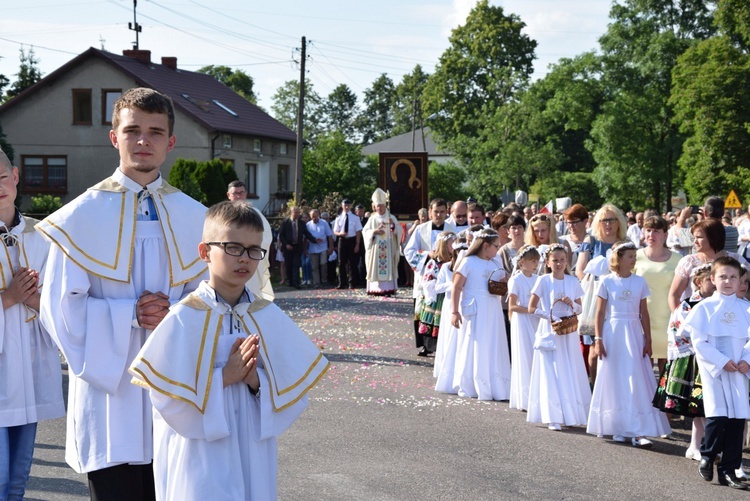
[
  {"xmin": 487, "ymin": 264, "xmax": 507, "ymax": 296},
  {"xmin": 550, "ymin": 299, "xmax": 578, "ymax": 335}
]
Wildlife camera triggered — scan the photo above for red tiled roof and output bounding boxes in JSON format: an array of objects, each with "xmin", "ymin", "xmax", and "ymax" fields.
[{"xmin": 0, "ymin": 47, "xmax": 296, "ymax": 142}]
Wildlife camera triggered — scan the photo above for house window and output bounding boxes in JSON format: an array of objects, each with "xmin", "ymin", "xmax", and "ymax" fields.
[
  {"xmin": 101, "ymin": 89, "xmax": 122, "ymax": 125},
  {"xmin": 72, "ymin": 89, "xmax": 92, "ymax": 125},
  {"xmin": 279, "ymin": 143, "xmax": 288, "ymax": 155},
  {"xmin": 277, "ymin": 164, "xmax": 290, "ymax": 192},
  {"xmin": 223, "ymin": 135, "xmax": 232, "ymax": 149},
  {"xmin": 21, "ymin": 155, "xmax": 67, "ymax": 193},
  {"xmin": 253, "ymin": 139, "xmax": 261, "ymax": 152},
  {"xmin": 245, "ymin": 163, "xmax": 257, "ymax": 198}
]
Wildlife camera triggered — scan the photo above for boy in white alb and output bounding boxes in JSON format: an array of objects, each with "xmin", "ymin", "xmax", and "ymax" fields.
[
  {"xmin": 685, "ymin": 256, "xmax": 750, "ymax": 490},
  {"xmin": 130, "ymin": 202, "xmax": 329, "ymax": 500},
  {"xmin": 0, "ymin": 150, "xmax": 64, "ymax": 500}
]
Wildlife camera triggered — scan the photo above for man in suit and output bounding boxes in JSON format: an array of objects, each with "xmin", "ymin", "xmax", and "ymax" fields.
[
  {"xmin": 403, "ymin": 198, "xmax": 456, "ymax": 356},
  {"xmin": 333, "ymin": 199, "xmax": 363, "ymax": 289},
  {"xmin": 279, "ymin": 206, "xmax": 319, "ymax": 288}
]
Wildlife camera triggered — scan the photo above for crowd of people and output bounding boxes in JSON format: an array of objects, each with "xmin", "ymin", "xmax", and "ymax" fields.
[{"xmin": 406, "ymin": 196, "xmax": 750, "ymax": 490}]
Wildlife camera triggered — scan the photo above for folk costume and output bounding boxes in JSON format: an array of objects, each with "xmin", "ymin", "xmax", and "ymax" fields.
[
  {"xmin": 586, "ymin": 274, "xmax": 671, "ymax": 439},
  {"xmin": 527, "ymin": 274, "xmax": 591, "ymax": 427},
  {"xmin": 507, "ymin": 269, "xmax": 540, "ymax": 411},
  {"xmin": 685, "ymin": 292, "xmax": 750, "ymax": 474},
  {"xmin": 653, "ymin": 290, "xmax": 705, "ymax": 417},
  {"xmin": 0, "ymin": 212, "xmax": 64, "ymax": 498},
  {"xmin": 404, "ymin": 219, "xmax": 456, "ymax": 353},
  {"xmin": 362, "ymin": 189, "xmax": 401, "ymax": 296},
  {"xmin": 130, "ymin": 282, "xmax": 328, "ymax": 500},
  {"xmin": 37, "ymin": 170, "xmax": 208, "ymax": 475}
]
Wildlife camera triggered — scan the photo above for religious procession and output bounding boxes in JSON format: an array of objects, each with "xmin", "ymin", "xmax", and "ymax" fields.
[{"xmin": 288, "ymin": 189, "xmax": 750, "ymax": 491}]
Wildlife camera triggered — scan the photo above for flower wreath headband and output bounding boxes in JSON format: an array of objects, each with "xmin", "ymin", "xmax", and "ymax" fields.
[
  {"xmin": 690, "ymin": 262, "xmax": 712, "ymax": 278},
  {"xmin": 470, "ymin": 229, "xmax": 497, "ymax": 239},
  {"xmin": 436, "ymin": 232, "xmax": 455, "ymax": 243},
  {"xmin": 452, "ymin": 241, "xmax": 468, "ymax": 250},
  {"xmin": 611, "ymin": 241, "xmax": 637, "ymax": 253},
  {"xmin": 516, "ymin": 245, "xmax": 538, "ymax": 261},
  {"xmin": 547, "ymin": 243, "xmax": 567, "ymax": 254}
]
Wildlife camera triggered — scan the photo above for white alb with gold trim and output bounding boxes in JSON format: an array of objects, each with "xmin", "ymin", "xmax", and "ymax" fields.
[{"xmin": 36, "ymin": 171, "xmax": 207, "ymax": 286}]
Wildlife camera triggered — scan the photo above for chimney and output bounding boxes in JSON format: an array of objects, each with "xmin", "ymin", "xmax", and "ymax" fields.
[
  {"xmin": 161, "ymin": 57, "xmax": 177, "ymax": 70},
  {"xmin": 122, "ymin": 49, "xmax": 151, "ymax": 63}
]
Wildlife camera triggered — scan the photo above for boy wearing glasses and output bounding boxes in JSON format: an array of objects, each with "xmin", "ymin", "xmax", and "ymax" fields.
[{"xmin": 130, "ymin": 201, "xmax": 328, "ymax": 500}]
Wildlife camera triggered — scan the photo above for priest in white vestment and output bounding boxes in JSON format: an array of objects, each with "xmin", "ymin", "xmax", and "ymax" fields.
[
  {"xmin": 362, "ymin": 188, "xmax": 401, "ymax": 296},
  {"xmin": 37, "ymin": 88, "xmax": 208, "ymax": 499}
]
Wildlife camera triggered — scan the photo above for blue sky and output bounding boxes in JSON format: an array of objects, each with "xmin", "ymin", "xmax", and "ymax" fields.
[{"xmin": 0, "ymin": 0, "xmax": 612, "ymax": 110}]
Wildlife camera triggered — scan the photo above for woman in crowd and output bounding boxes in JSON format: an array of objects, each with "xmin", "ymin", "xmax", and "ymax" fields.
[
  {"xmin": 634, "ymin": 216, "xmax": 682, "ymax": 374},
  {"xmin": 525, "ymin": 213, "xmax": 571, "ymax": 273},
  {"xmin": 559, "ymin": 203, "xmax": 590, "ymax": 273},
  {"xmin": 668, "ymin": 218, "xmax": 749, "ymax": 310}
]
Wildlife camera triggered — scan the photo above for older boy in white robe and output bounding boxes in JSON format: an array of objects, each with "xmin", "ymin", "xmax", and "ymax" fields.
[
  {"xmin": 686, "ymin": 256, "xmax": 750, "ymax": 489},
  {"xmin": 38, "ymin": 88, "xmax": 207, "ymax": 500},
  {"xmin": 0, "ymin": 150, "xmax": 64, "ymax": 500},
  {"xmin": 130, "ymin": 201, "xmax": 328, "ymax": 500}
]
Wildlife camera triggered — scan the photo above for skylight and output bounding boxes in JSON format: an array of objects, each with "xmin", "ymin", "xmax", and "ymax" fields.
[{"xmin": 213, "ymin": 100, "xmax": 238, "ymax": 117}]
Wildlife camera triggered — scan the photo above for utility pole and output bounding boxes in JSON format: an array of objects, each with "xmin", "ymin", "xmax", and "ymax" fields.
[
  {"xmin": 128, "ymin": 0, "xmax": 142, "ymax": 50},
  {"xmin": 294, "ymin": 36, "xmax": 307, "ymax": 204}
]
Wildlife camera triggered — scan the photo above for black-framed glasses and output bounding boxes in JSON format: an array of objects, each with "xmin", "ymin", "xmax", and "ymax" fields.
[
  {"xmin": 205, "ymin": 242, "xmax": 267, "ymax": 260},
  {"xmin": 600, "ymin": 218, "xmax": 618, "ymax": 225},
  {"xmin": 530, "ymin": 214, "xmax": 549, "ymax": 222},
  {"xmin": 454, "ymin": 214, "xmax": 468, "ymax": 219},
  {"xmin": 566, "ymin": 218, "xmax": 584, "ymax": 225}
]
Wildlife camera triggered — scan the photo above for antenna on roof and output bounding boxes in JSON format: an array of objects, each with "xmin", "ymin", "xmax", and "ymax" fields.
[
  {"xmin": 128, "ymin": 0, "xmax": 143, "ymax": 50},
  {"xmin": 99, "ymin": 35, "xmax": 106, "ymax": 51}
]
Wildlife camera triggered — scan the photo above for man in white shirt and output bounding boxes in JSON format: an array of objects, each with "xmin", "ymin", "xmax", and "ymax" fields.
[
  {"xmin": 333, "ymin": 199, "xmax": 362, "ymax": 289},
  {"xmin": 37, "ymin": 88, "xmax": 207, "ymax": 500},
  {"xmin": 306, "ymin": 209, "xmax": 334, "ymax": 287},
  {"xmin": 627, "ymin": 212, "xmax": 644, "ymax": 248},
  {"xmin": 446, "ymin": 200, "xmax": 469, "ymax": 231}
]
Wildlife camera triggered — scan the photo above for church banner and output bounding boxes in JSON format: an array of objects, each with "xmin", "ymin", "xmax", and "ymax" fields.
[{"xmin": 378, "ymin": 152, "xmax": 429, "ymax": 219}]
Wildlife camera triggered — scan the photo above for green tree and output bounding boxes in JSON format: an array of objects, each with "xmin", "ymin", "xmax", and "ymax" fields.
[
  {"xmin": 532, "ymin": 172, "xmax": 603, "ymax": 211},
  {"xmin": 428, "ymin": 160, "xmax": 469, "ymax": 202},
  {"xmin": 270, "ymin": 79, "xmax": 322, "ymax": 144},
  {"xmin": 586, "ymin": 0, "xmax": 714, "ymax": 210},
  {"xmin": 168, "ymin": 158, "xmax": 235, "ymax": 206},
  {"xmin": 0, "ymin": 123, "xmax": 13, "ymax": 163},
  {"xmin": 671, "ymin": 35, "xmax": 750, "ymax": 200},
  {"xmin": 319, "ymin": 84, "xmax": 359, "ymax": 141},
  {"xmin": 422, "ymin": 0, "xmax": 536, "ymax": 143},
  {"xmin": 198, "ymin": 65, "xmax": 257, "ymax": 104},
  {"xmin": 302, "ymin": 131, "xmax": 375, "ymax": 204},
  {"xmin": 5, "ymin": 47, "xmax": 43, "ymax": 101},
  {"xmin": 356, "ymin": 74, "xmax": 396, "ymax": 145},
  {"xmin": 392, "ymin": 65, "xmax": 430, "ymax": 136}
]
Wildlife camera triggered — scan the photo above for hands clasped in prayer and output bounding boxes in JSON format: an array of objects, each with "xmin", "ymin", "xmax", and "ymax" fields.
[
  {"xmin": 223, "ymin": 335, "xmax": 261, "ymax": 392},
  {"xmin": 136, "ymin": 290, "xmax": 171, "ymax": 330},
  {"xmin": 3, "ymin": 267, "xmax": 39, "ymax": 310}
]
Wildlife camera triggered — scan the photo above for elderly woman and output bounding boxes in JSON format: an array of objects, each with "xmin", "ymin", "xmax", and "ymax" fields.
[
  {"xmin": 668, "ymin": 218, "xmax": 749, "ymax": 311},
  {"xmin": 634, "ymin": 216, "xmax": 682, "ymax": 373},
  {"xmin": 559, "ymin": 203, "xmax": 589, "ymax": 273}
]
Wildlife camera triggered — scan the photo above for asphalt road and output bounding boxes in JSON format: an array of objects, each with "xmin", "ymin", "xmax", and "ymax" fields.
[{"xmin": 25, "ymin": 286, "xmax": 750, "ymax": 500}]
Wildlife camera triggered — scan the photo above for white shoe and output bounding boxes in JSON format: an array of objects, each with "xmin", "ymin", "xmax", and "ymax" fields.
[
  {"xmin": 736, "ymin": 468, "xmax": 748, "ymax": 481},
  {"xmin": 548, "ymin": 423, "xmax": 562, "ymax": 431},
  {"xmin": 612, "ymin": 435, "xmax": 627, "ymax": 443},
  {"xmin": 632, "ymin": 437, "xmax": 653, "ymax": 448},
  {"xmin": 685, "ymin": 448, "xmax": 702, "ymax": 461}
]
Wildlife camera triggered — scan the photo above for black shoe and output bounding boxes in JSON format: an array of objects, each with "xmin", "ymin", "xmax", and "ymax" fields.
[
  {"xmin": 336, "ymin": 285, "xmax": 346, "ymax": 289},
  {"xmin": 417, "ymin": 347, "xmax": 430, "ymax": 357},
  {"xmin": 698, "ymin": 458, "xmax": 714, "ymax": 482},
  {"xmin": 718, "ymin": 472, "xmax": 747, "ymax": 489}
]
